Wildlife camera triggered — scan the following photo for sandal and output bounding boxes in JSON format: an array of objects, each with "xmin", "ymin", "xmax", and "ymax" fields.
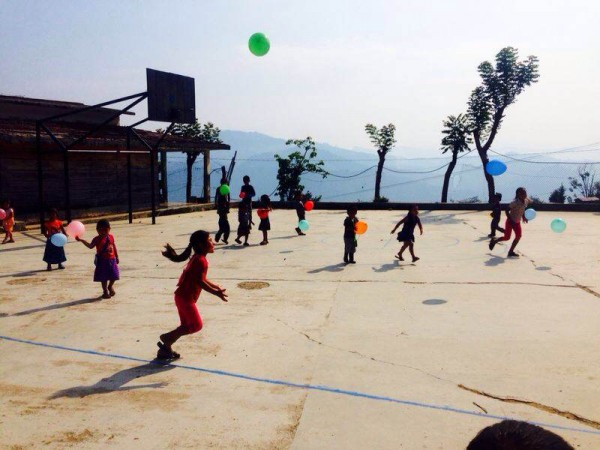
[{"xmin": 156, "ymin": 341, "xmax": 181, "ymax": 360}]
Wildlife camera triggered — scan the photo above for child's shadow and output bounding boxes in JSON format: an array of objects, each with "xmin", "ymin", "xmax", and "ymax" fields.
[
  {"xmin": 372, "ymin": 261, "xmax": 402, "ymax": 273},
  {"xmin": 48, "ymin": 362, "xmax": 176, "ymax": 399},
  {"xmin": 12, "ymin": 296, "xmax": 103, "ymax": 316},
  {"xmin": 484, "ymin": 255, "xmax": 506, "ymax": 267},
  {"xmin": 307, "ymin": 263, "xmax": 346, "ymax": 274}
]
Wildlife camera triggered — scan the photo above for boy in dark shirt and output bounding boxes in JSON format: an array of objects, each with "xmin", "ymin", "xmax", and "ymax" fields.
[
  {"xmin": 488, "ymin": 192, "xmax": 505, "ymax": 238},
  {"xmin": 215, "ymin": 178, "xmax": 230, "ymax": 244},
  {"xmin": 294, "ymin": 192, "xmax": 306, "ymax": 236},
  {"xmin": 343, "ymin": 205, "xmax": 358, "ymax": 264}
]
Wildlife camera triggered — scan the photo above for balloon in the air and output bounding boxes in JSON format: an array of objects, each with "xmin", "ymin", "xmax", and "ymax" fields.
[
  {"xmin": 219, "ymin": 184, "xmax": 230, "ymax": 196},
  {"xmin": 248, "ymin": 33, "xmax": 270, "ymax": 56},
  {"xmin": 550, "ymin": 218, "xmax": 566, "ymax": 233},
  {"xmin": 486, "ymin": 160, "xmax": 507, "ymax": 176},
  {"xmin": 524, "ymin": 209, "xmax": 536, "ymax": 221},
  {"xmin": 66, "ymin": 220, "xmax": 85, "ymax": 238},
  {"xmin": 298, "ymin": 220, "xmax": 309, "ymax": 231}
]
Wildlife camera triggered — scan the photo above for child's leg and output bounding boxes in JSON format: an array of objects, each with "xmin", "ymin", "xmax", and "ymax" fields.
[
  {"xmin": 108, "ymin": 280, "xmax": 116, "ymax": 296},
  {"xmin": 261, "ymin": 230, "xmax": 268, "ymax": 244},
  {"xmin": 398, "ymin": 243, "xmax": 409, "ymax": 259},
  {"xmin": 223, "ymin": 220, "xmax": 230, "ymax": 243},
  {"xmin": 160, "ymin": 296, "xmax": 203, "ymax": 350},
  {"xmin": 7, "ymin": 231, "xmax": 13, "ymax": 242},
  {"xmin": 243, "ymin": 233, "xmax": 249, "ymax": 245},
  {"xmin": 409, "ymin": 243, "xmax": 420, "ymax": 262},
  {"xmin": 101, "ymin": 281, "xmax": 109, "ymax": 298},
  {"xmin": 507, "ymin": 223, "xmax": 522, "ymax": 256}
]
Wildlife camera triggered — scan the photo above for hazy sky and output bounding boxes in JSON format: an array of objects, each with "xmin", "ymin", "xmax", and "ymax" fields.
[{"xmin": 1, "ymin": 0, "xmax": 599, "ymax": 156}]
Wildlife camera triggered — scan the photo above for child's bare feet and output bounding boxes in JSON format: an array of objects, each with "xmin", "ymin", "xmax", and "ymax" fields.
[
  {"xmin": 46, "ymin": 264, "xmax": 52, "ymax": 271},
  {"xmin": 101, "ymin": 292, "xmax": 111, "ymax": 299},
  {"xmin": 508, "ymin": 251, "xmax": 519, "ymax": 257},
  {"xmin": 235, "ymin": 238, "xmax": 242, "ymax": 244},
  {"xmin": 58, "ymin": 264, "xmax": 65, "ymax": 270},
  {"xmin": 395, "ymin": 254, "xmax": 404, "ymax": 261},
  {"xmin": 109, "ymin": 287, "xmax": 116, "ymax": 297}
]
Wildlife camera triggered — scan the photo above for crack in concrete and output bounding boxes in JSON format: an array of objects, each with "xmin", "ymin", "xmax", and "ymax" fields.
[
  {"xmin": 271, "ymin": 317, "xmax": 454, "ymax": 384},
  {"xmin": 458, "ymin": 384, "xmax": 600, "ymax": 430}
]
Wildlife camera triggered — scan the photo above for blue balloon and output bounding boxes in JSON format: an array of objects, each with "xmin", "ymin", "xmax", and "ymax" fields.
[
  {"xmin": 524, "ymin": 208, "xmax": 536, "ymax": 221},
  {"xmin": 298, "ymin": 219, "xmax": 309, "ymax": 231},
  {"xmin": 486, "ymin": 160, "xmax": 507, "ymax": 176},
  {"xmin": 50, "ymin": 233, "xmax": 67, "ymax": 247},
  {"xmin": 550, "ymin": 218, "xmax": 566, "ymax": 233}
]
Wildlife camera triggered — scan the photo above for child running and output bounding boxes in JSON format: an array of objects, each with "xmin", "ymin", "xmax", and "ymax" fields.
[
  {"xmin": 391, "ymin": 204, "xmax": 423, "ymax": 262},
  {"xmin": 76, "ymin": 219, "xmax": 120, "ymax": 298},
  {"xmin": 489, "ymin": 187, "xmax": 531, "ymax": 257},
  {"xmin": 258, "ymin": 194, "xmax": 272, "ymax": 245},
  {"xmin": 158, "ymin": 230, "xmax": 228, "ymax": 360},
  {"xmin": 214, "ymin": 177, "xmax": 230, "ymax": 244},
  {"xmin": 294, "ymin": 192, "xmax": 306, "ymax": 236},
  {"xmin": 1, "ymin": 200, "xmax": 15, "ymax": 244},
  {"xmin": 343, "ymin": 205, "xmax": 358, "ymax": 264},
  {"xmin": 488, "ymin": 192, "xmax": 505, "ymax": 238},
  {"xmin": 235, "ymin": 202, "xmax": 252, "ymax": 246},
  {"xmin": 43, "ymin": 208, "xmax": 67, "ymax": 270}
]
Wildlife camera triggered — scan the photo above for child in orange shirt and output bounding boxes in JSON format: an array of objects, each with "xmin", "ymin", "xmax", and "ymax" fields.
[
  {"xmin": 1, "ymin": 200, "xmax": 15, "ymax": 244},
  {"xmin": 43, "ymin": 208, "xmax": 67, "ymax": 270}
]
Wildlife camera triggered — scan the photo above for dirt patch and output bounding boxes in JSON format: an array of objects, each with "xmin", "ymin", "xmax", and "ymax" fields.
[
  {"xmin": 238, "ymin": 281, "xmax": 270, "ymax": 290},
  {"xmin": 43, "ymin": 429, "xmax": 97, "ymax": 445},
  {"xmin": 7, "ymin": 278, "xmax": 47, "ymax": 286}
]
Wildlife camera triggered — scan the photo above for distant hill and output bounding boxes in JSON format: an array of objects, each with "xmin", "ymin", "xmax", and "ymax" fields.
[{"xmin": 166, "ymin": 130, "xmax": 597, "ymax": 203}]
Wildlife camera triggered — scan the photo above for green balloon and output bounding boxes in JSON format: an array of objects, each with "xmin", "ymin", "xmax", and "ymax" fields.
[
  {"xmin": 550, "ymin": 218, "xmax": 566, "ymax": 233},
  {"xmin": 219, "ymin": 184, "xmax": 230, "ymax": 196},
  {"xmin": 248, "ymin": 33, "xmax": 270, "ymax": 57}
]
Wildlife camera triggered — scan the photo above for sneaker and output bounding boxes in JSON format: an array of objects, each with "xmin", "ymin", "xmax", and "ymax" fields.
[
  {"xmin": 102, "ymin": 292, "xmax": 111, "ymax": 299},
  {"xmin": 222, "ymin": 240, "xmax": 229, "ymax": 245},
  {"xmin": 412, "ymin": 257, "xmax": 420, "ymax": 263},
  {"xmin": 235, "ymin": 238, "xmax": 242, "ymax": 244},
  {"xmin": 508, "ymin": 252, "xmax": 519, "ymax": 258},
  {"xmin": 58, "ymin": 264, "xmax": 65, "ymax": 270},
  {"xmin": 395, "ymin": 254, "xmax": 404, "ymax": 261},
  {"xmin": 243, "ymin": 242, "xmax": 250, "ymax": 246},
  {"xmin": 348, "ymin": 260, "xmax": 356, "ymax": 264},
  {"xmin": 489, "ymin": 239, "xmax": 497, "ymax": 251}
]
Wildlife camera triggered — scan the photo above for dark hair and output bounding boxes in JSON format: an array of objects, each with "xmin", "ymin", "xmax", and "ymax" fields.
[
  {"xmin": 243, "ymin": 175, "xmax": 250, "ymax": 183},
  {"xmin": 347, "ymin": 205, "xmax": 358, "ymax": 214},
  {"xmin": 48, "ymin": 207, "xmax": 58, "ymax": 216},
  {"xmin": 96, "ymin": 219, "xmax": 110, "ymax": 230},
  {"xmin": 260, "ymin": 194, "xmax": 271, "ymax": 206},
  {"xmin": 495, "ymin": 193, "xmax": 503, "ymax": 201},
  {"xmin": 467, "ymin": 420, "xmax": 574, "ymax": 450},
  {"xmin": 1, "ymin": 199, "xmax": 10, "ymax": 206},
  {"xmin": 408, "ymin": 204, "xmax": 418, "ymax": 212},
  {"xmin": 162, "ymin": 230, "xmax": 210, "ymax": 263},
  {"xmin": 516, "ymin": 187, "xmax": 527, "ymax": 197},
  {"xmin": 220, "ymin": 177, "xmax": 228, "ymax": 185}
]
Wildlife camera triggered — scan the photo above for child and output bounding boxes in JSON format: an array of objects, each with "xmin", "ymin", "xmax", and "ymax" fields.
[
  {"xmin": 214, "ymin": 177, "xmax": 230, "ymax": 244},
  {"xmin": 294, "ymin": 192, "xmax": 306, "ymax": 236},
  {"xmin": 43, "ymin": 208, "xmax": 67, "ymax": 271},
  {"xmin": 390, "ymin": 204, "xmax": 423, "ymax": 263},
  {"xmin": 258, "ymin": 194, "xmax": 272, "ymax": 245},
  {"xmin": 240, "ymin": 175, "xmax": 256, "ymax": 212},
  {"xmin": 158, "ymin": 230, "xmax": 228, "ymax": 360},
  {"xmin": 235, "ymin": 202, "xmax": 252, "ymax": 246},
  {"xmin": 488, "ymin": 192, "xmax": 505, "ymax": 238},
  {"xmin": 76, "ymin": 219, "xmax": 120, "ymax": 298},
  {"xmin": 1, "ymin": 200, "xmax": 15, "ymax": 244},
  {"xmin": 489, "ymin": 187, "xmax": 531, "ymax": 257},
  {"xmin": 343, "ymin": 205, "xmax": 358, "ymax": 264}
]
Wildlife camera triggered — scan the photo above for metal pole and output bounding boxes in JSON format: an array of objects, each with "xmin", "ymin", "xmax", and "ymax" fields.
[
  {"xmin": 127, "ymin": 130, "xmax": 133, "ymax": 224},
  {"xmin": 150, "ymin": 148, "xmax": 156, "ymax": 224},
  {"xmin": 203, "ymin": 149, "xmax": 210, "ymax": 202},
  {"xmin": 64, "ymin": 145, "xmax": 71, "ymax": 222},
  {"xmin": 36, "ymin": 122, "xmax": 45, "ymax": 233}
]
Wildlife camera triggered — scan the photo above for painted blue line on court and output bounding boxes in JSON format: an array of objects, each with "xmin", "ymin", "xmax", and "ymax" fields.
[{"xmin": 1, "ymin": 334, "xmax": 599, "ymax": 436}]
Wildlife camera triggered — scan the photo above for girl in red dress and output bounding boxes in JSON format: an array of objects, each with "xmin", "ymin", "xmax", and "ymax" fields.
[{"xmin": 158, "ymin": 230, "xmax": 228, "ymax": 360}]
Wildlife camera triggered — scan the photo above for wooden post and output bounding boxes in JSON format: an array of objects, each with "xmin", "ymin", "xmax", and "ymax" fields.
[{"xmin": 203, "ymin": 149, "xmax": 210, "ymax": 202}]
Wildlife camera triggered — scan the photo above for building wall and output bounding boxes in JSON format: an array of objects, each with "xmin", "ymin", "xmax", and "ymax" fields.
[{"xmin": 0, "ymin": 146, "xmax": 159, "ymax": 215}]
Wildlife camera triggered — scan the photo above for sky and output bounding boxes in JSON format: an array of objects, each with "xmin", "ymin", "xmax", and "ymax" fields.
[{"xmin": 1, "ymin": 0, "xmax": 599, "ymax": 157}]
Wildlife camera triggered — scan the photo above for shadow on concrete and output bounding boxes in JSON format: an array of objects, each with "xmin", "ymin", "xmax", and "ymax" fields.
[
  {"xmin": 307, "ymin": 263, "xmax": 346, "ymax": 274},
  {"xmin": 484, "ymin": 255, "xmax": 506, "ymax": 267},
  {"xmin": 11, "ymin": 296, "xmax": 104, "ymax": 316},
  {"xmin": 423, "ymin": 299, "xmax": 447, "ymax": 305},
  {"xmin": 474, "ymin": 236, "xmax": 491, "ymax": 242},
  {"xmin": 269, "ymin": 235, "xmax": 301, "ymax": 241},
  {"xmin": 420, "ymin": 211, "xmax": 480, "ymax": 226},
  {"xmin": 279, "ymin": 250, "xmax": 294, "ymax": 254},
  {"xmin": 372, "ymin": 261, "xmax": 401, "ymax": 273},
  {"xmin": 536, "ymin": 266, "xmax": 552, "ymax": 271},
  {"xmin": 0, "ymin": 269, "xmax": 48, "ymax": 279},
  {"xmin": 48, "ymin": 362, "xmax": 176, "ymax": 399}
]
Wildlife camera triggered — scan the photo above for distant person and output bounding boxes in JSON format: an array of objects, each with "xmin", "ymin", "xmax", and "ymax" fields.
[
  {"xmin": 240, "ymin": 175, "xmax": 256, "ymax": 207},
  {"xmin": 158, "ymin": 230, "xmax": 228, "ymax": 360},
  {"xmin": 235, "ymin": 201, "xmax": 252, "ymax": 246},
  {"xmin": 1, "ymin": 199, "xmax": 15, "ymax": 244},
  {"xmin": 489, "ymin": 187, "xmax": 531, "ymax": 257},
  {"xmin": 488, "ymin": 192, "xmax": 505, "ymax": 238},
  {"xmin": 258, "ymin": 194, "xmax": 272, "ymax": 245},
  {"xmin": 294, "ymin": 192, "xmax": 306, "ymax": 236},
  {"xmin": 390, "ymin": 204, "xmax": 423, "ymax": 263},
  {"xmin": 214, "ymin": 178, "xmax": 231, "ymax": 244},
  {"xmin": 343, "ymin": 205, "xmax": 358, "ymax": 264},
  {"xmin": 43, "ymin": 208, "xmax": 67, "ymax": 271},
  {"xmin": 467, "ymin": 419, "xmax": 574, "ymax": 450},
  {"xmin": 76, "ymin": 219, "xmax": 120, "ymax": 299}
]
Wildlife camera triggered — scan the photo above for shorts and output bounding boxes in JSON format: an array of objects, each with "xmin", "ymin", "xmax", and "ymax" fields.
[
  {"xmin": 501, "ymin": 219, "xmax": 522, "ymax": 240},
  {"xmin": 174, "ymin": 294, "xmax": 203, "ymax": 334}
]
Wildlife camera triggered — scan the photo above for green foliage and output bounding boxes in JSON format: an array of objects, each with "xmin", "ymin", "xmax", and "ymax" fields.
[
  {"xmin": 441, "ymin": 114, "xmax": 472, "ymax": 155},
  {"xmin": 365, "ymin": 123, "xmax": 397, "ymax": 202},
  {"xmin": 374, "ymin": 196, "xmax": 389, "ymax": 203},
  {"xmin": 274, "ymin": 137, "xmax": 327, "ymax": 201},
  {"xmin": 549, "ymin": 184, "xmax": 566, "ymax": 204}
]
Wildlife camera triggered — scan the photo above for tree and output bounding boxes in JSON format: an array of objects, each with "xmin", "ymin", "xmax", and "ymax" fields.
[
  {"xmin": 567, "ymin": 164, "xmax": 597, "ymax": 201},
  {"xmin": 161, "ymin": 120, "xmax": 222, "ymax": 203},
  {"xmin": 466, "ymin": 47, "xmax": 539, "ymax": 202},
  {"xmin": 549, "ymin": 184, "xmax": 566, "ymax": 204},
  {"xmin": 274, "ymin": 137, "xmax": 327, "ymax": 201},
  {"xmin": 365, "ymin": 123, "xmax": 396, "ymax": 202},
  {"xmin": 440, "ymin": 114, "xmax": 472, "ymax": 203}
]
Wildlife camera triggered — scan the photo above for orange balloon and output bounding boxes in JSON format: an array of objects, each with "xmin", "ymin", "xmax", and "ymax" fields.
[
  {"xmin": 355, "ymin": 221, "xmax": 368, "ymax": 235},
  {"xmin": 304, "ymin": 200, "xmax": 314, "ymax": 212},
  {"xmin": 257, "ymin": 209, "xmax": 269, "ymax": 219}
]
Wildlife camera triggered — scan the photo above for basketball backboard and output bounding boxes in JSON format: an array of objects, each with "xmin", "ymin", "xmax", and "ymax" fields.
[{"xmin": 146, "ymin": 68, "xmax": 196, "ymax": 124}]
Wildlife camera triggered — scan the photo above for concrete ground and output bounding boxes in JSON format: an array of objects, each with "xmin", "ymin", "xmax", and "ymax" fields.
[{"xmin": 0, "ymin": 209, "xmax": 599, "ymax": 449}]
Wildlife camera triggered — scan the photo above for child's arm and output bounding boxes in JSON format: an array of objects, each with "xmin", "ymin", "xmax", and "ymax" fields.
[
  {"xmin": 390, "ymin": 218, "xmax": 405, "ymax": 233},
  {"xmin": 199, "ymin": 275, "xmax": 228, "ymax": 302},
  {"xmin": 418, "ymin": 220, "xmax": 424, "ymax": 235},
  {"xmin": 75, "ymin": 236, "xmax": 95, "ymax": 249},
  {"xmin": 113, "ymin": 238, "xmax": 119, "ymax": 263}
]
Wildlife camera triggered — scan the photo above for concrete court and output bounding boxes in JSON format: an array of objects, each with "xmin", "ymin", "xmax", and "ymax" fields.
[{"xmin": 0, "ymin": 209, "xmax": 599, "ymax": 449}]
